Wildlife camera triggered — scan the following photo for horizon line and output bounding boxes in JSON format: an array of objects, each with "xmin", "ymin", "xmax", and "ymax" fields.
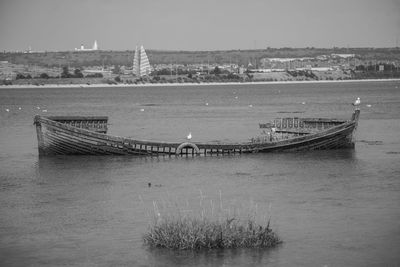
[{"xmin": 2, "ymin": 46, "xmax": 400, "ymax": 54}]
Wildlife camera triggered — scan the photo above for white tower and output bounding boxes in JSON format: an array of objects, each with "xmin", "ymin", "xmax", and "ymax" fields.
[{"xmin": 93, "ymin": 40, "xmax": 98, "ymax": 50}]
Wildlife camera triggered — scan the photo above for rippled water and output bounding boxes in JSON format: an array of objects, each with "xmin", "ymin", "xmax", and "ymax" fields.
[{"xmin": 1, "ymin": 81, "xmax": 400, "ymax": 266}]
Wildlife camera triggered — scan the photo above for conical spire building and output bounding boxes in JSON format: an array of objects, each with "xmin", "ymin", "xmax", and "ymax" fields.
[{"xmin": 133, "ymin": 45, "xmax": 151, "ymax": 77}]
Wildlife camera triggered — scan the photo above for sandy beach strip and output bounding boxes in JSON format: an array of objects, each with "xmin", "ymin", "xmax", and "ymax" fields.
[{"xmin": 1, "ymin": 78, "xmax": 400, "ymax": 90}]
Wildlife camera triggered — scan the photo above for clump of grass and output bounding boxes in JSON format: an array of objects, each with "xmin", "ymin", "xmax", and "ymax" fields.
[
  {"xmin": 141, "ymin": 190, "xmax": 281, "ymax": 250},
  {"xmin": 143, "ymin": 216, "xmax": 280, "ymax": 250}
]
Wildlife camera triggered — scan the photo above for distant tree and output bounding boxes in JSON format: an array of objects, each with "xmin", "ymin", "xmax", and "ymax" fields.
[
  {"xmin": 2, "ymin": 79, "xmax": 12, "ymax": 85},
  {"xmin": 103, "ymin": 78, "xmax": 117, "ymax": 85},
  {"xmin": 25, "ymin": 74, "xmax": 32, "ymax": 79},
  {"xmin": 85, "ymin": 73, "xmax": 103, "ymax": 78},
  {"xmin": 226, "ymin": 73, "xmax": 240, "ymax": 80},
  {"xmin": 211, "ymin": 66, "xmax": 221, "ymax": 75},
  {"xmin": 114, "ymin": 76, "xmax": 121, "ymax": 83},
  {"xmin": 39, "ymin": 73, "xmax": 50, "ymax": 79},
  {"xmin": 73, "ymin": 68, "xmax": 84, "ymax": 78},
  {"xmin": 16, "ymin": 73, "xmax": 25, "ymax": 80},
  {"xmin": 112, "ymin": 65, "xmax": 121, "ymax": 75},
  {"xmin": 155, "ymin": 69, "xmax": 171, "ymax": 75},
  {"xmin": 61, "ymin": 66, "xmax": 71, "ymax": 78}
]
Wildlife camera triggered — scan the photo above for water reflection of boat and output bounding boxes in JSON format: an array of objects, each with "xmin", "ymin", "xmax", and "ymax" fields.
[{"xmin": 34, "ymin": 108, "xmax": 360, "ymax": 156}]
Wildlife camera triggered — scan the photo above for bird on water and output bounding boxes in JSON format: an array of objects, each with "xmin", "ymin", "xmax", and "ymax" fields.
[
  {"xmin": 353, "ymin": 97, "xmax": 361, "ymax": 106},
  {"xmin": 352, "ymin": 97, "xmax": 361, "ymax": 111}
]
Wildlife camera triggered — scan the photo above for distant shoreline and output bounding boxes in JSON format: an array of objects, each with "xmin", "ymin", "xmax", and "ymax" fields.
[{"xmin": 1, "ymin": 78, "xmax": 400, "ymax": 89}]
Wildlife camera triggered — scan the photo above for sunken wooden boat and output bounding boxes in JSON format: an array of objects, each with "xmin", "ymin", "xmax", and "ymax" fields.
[{"xmin": 34, "ymin": 109, "xmax": 360, "ymax": 156}]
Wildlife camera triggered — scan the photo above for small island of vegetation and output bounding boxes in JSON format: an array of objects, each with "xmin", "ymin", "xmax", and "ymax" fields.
[
  {"xmin": 144, "ymin": 216, "xmax": 281, "ymax": 250},
  {"xmin": 141, "ymin": 192, "xmax": 281, "ymax": 250}
]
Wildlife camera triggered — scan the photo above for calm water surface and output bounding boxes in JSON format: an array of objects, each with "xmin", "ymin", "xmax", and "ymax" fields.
[{"xmin": 1, "ymin": 81, "xmax": 400, "ymax": 266}]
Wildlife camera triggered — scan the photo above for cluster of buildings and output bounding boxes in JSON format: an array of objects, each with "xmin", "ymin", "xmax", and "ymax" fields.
[
  {"xmin": 256, "ymin": 53, "xmax": 357, "ymax": 72},
  {"xmin": 75, "ymin": 40, "xmax": 98, "ymax": 51},
  {"xmin": 3, "ymin": 41, "xmax": 398, "ymax": 81},
  {"xmin": 149, "ymin": 54, "xmax": 358, "ymax": 76},
  {"xmin": 151, "ymin": 62, "xmax": 242, "ymax": 74}
]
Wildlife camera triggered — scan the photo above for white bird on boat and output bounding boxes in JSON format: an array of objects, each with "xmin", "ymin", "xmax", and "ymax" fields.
[
  {"xmin": 187, "ymin": 132, "xmax": 192, "ymax": 140},
  {"xmin": 5, "ymin": 108, "xmax": 10, "ymax": 112},
  {"xmin": 353, "ymin": 97, "xmax": 361, "ymax": 106}
]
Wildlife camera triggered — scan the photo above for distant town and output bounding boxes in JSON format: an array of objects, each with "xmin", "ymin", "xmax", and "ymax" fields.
[{"xmin": 1, "ymin": 41, "xmax": 400, "ymax": 86}]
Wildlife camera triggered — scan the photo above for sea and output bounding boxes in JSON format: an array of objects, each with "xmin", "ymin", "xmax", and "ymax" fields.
[{"xmin": 0, "ymin": 81, "xmax": 399, "ymax": 267}]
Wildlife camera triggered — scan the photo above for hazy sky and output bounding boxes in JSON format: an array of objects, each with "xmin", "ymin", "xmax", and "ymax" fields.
[{"xmin": 0, "ymin": 0, "xmax": 399, "ymax": 51}]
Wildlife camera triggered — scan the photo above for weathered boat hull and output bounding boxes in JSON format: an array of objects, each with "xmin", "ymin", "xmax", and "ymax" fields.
[{"xmin": 34, "ymin": 110, "xmax": 359, "ymax": 156}]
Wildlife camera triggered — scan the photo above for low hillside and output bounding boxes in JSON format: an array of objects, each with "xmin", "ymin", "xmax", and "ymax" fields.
[{"xmin": 1, "ymin": 47, "xmax": 399, "ymax": 68}]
